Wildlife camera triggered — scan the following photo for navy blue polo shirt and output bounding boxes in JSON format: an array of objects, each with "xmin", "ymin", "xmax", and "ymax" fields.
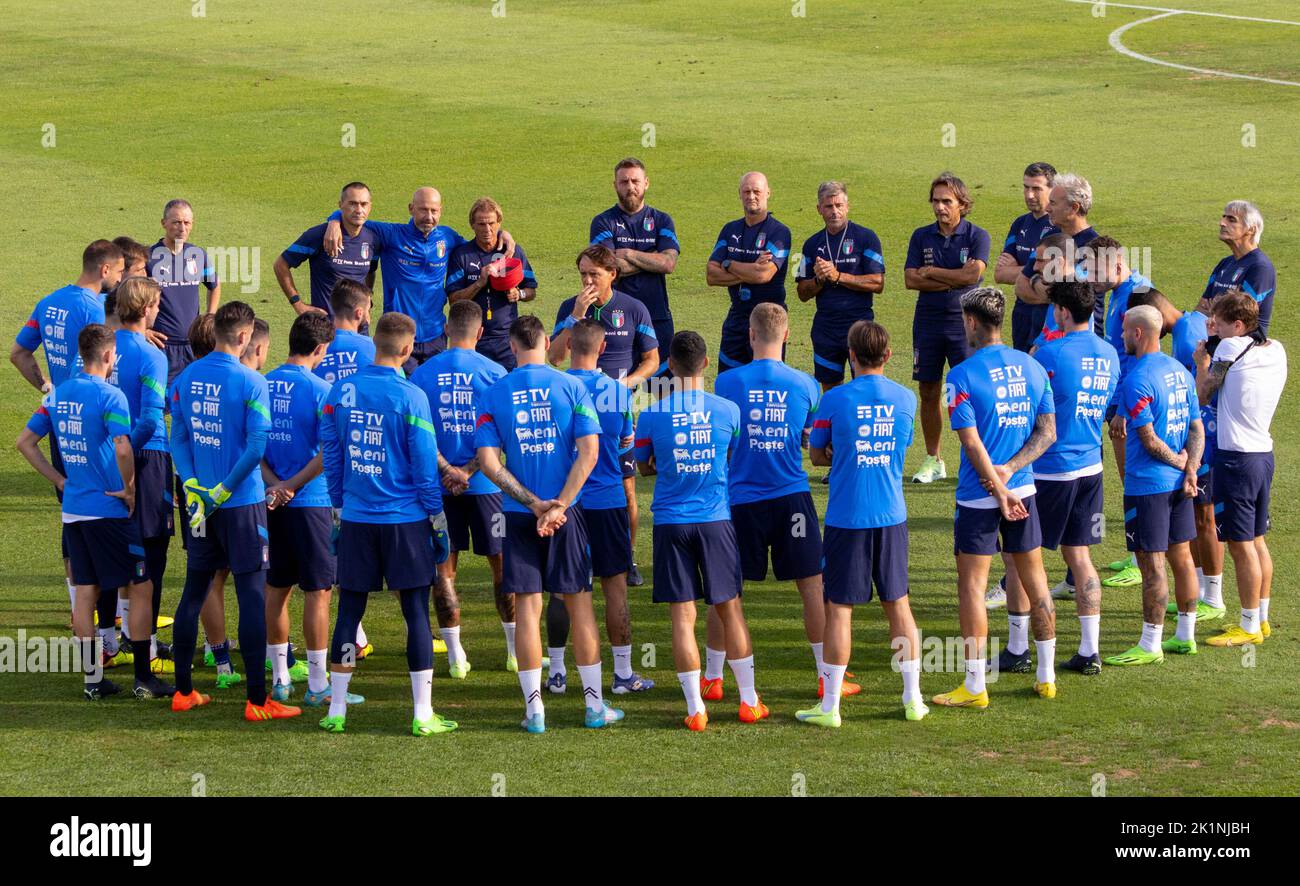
[
  {"xmin": 280, "ymin": 223, "xmax": 379, "ymax": 316},
  {"xmin": 795, "ymin": 221, "xmax": 885, "ymax": 326},
  {"xmin": 589, "ymin": 204, "xmax": 680, "ymax": 322},
  {"xmin": 553, "ymin": 290, "xmax": 657, "ymax": 381},
  {"xmin": 904, "ymin": 219, "xmax": 991, "ymax": 318},
  {"xmin": 708, "ymin": 214, "xmax": 792, "ymax": 326},
  {"xmin": 1001, "ymin": 211, "xmax": 1055, "ymax": 267},
  {"xmin": 147, "ymin": 241, "xmax": 218, "ymax": 342},
  {"xmin": 444, "ymin": 238, "xmax": 538, "ymax": 346}
]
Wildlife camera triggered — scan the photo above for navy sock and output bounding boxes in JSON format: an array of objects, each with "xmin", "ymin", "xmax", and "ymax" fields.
[
  {"xmin": 232, "ymin": 569, "xmax": 268, "ymax": 706},
  {"xmin": 546, "ymin": 592, "xmax": 570, "ymax": 649},
  {"xmin": 132, "ymin": 638, "xmax": 152, "ymax": 683},
  {"xmin": 173, "ymin": 567, "xmax": 216, "ymax": 697},
  {"xmin": 398, "ymin": 586, "xmax": 433, "ymax": 672},
  {"xmin": 211, "ymin": 640, "xmax": 232, "ymax": 667},
  {"xmin": 331, "ymin": 590, "xmax": 369, "ymax": 665}
]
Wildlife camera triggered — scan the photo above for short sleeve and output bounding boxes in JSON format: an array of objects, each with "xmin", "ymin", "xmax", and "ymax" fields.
[
  {"xmin": 1035, "ymin": 365, "xmax": 1056, "ymax": 415},
  {"xmin": 15, "ymin": 308, "xmax": 41, "ymax": 351},
  {"xmin": 861, "ymin": 229, "xmax": 885, "ymax": 274},
  {"xmin": 904, "ymin": 230, "xmax": 924, "ymax": 270},
  {"xmin": 633, "ymin": 411, "xmax": 654, "ymax": 462},
  {"xmin": 795, "ymin": 237, "xmax": 816, "ymax": 283},
  {"xmin": 141, "ymin": 349, "xmax": 168, "ymax": 412},
  {"xmin": 1002, "ymin": 221, "xmax": 1019, "ymax": 256},
  {"xmin": 947, "ymin": 369, "xmax": 976, "ymax": 430},
  {"xmin": 1123, "ymin": 374, "xmax": 1157, "ymax": 430},
  {"xmin": 970, "ymin": 226, "xmax": 991, "ymax": 264},
  {"xmin": 633, "ymin": 302, "xmax": 657, "ymax": 354},
  {"xmin": 553, "ymin": 298, "xmax": 577, "ymax": 337},
  {"xmin": 572, "ymin": 384, "xmax": 600, "ymax": 438},
  {"xmin": 656, "ymin": 212, "xmax": 680, "ymax": 253},
  {"xmin": 281, "ymin": 226, "xmax": 321, "ymax": 269},
  {"xmin": 27, "ymin": 401, "xmax": 52, "ymax": 437},
  {"xmin": 245, "ymin": 375, "xmax": 272, "ymax": 433},
  {"xmin": 1211, "ymin": 336, "xmax": 1246, "ymax": 367},
  {"xmin": 201, "ymin": 248, "xmax": 219, "ymax": 290},
  {"xmin": 589, "ymin": 213, "xmax": 612, "ymax": 247},
  {"xmin": 709, "ymin": 226, "xmax": 729, "ymax": 264},
  {"xmin": 808, "ymin": 389, "xmax": 833, "ymax": 449},
  {"xmin": 766, "ymin": 225, "xmax": 791, "ymax": 271},
  {"xmin": 473, "ymin": 387, "xmax": 503, "ymax": 450}
]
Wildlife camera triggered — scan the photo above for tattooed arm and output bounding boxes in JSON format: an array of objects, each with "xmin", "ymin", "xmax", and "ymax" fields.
[
  {"xmin": 477, "ymin": 445, "xmax": 549, "ymax": 517},
  {"xmin": 1135, "ymin": 424, "xmax": 1188, "ymax": 471},
  {"xmin": 998, "ymin": 412, "xmax": 1057, "ymax": 476},
  {"xmin": 1181, "ymin": 418, "xmax": 1204, "ymax": 498}
]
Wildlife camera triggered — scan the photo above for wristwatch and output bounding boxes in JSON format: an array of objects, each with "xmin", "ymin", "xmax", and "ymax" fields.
[
  {"xmin": 287, "ymin": 293, "xmax": 302, "ymax": 306},
  {"xmin": 721, "ymin": 259, "xmax": 732, "ymax": 271}
]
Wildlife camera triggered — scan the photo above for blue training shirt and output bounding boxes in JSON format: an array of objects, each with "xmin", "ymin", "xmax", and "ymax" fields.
[
  {"xmin": 147, "ymin": 241, "xmax": 218, "ymax": 341},
  {"xmin": 409, "ymin": 347, "xmax": 509, "ymax": 496},
  {"xmin": 280, "ymin": 223, "xmax": 379, "ymax": 316},
  {"xmin": 1119, "ymin": 351, "xmax": 1199, "ymax": 497},
  {"xmin": 809, "ymin": 373, "xmax": 915, "ymax": 529},
  {"xmin": 27, "ymin": 374, "xmax": 132, "ymax": 518},
  {"xmin": 1171, "ymin": 310, "xmax": 1216, "ymax": 472},
  {"xmin": 1032, "ymin": 329, "xmax": 1119, "ymax": 477},
  {"xmin": 15, "ymin": 284, "xmax": 105, "ymax": 388},
  {"xmin": 634, "ymin": 389, "xmax": 740, "ymax": 525},
  {"xmin": 713, "ymin": 358, "xmax": 819, "ymax": 505},
  {"xmin": 708, "ymin": 215, "xmax": 792, "ymax": 325},
  {"xmin": 589, "ymin": 204, "xmax": 680, "ymax": 321},
  {"xmin": 315, "ymin": 328, "xmax": 375, "ymax": 386},
  {"xmin": 265, "ymin": 362, "xmax": 332, "ymax": 509},
  {"xmin": 109, "ymin": 329, "xmax": 169, "ymax": 453},
  {"xmin": 568, "ymin": 368, "xmax": 634, "ymax": 511}
]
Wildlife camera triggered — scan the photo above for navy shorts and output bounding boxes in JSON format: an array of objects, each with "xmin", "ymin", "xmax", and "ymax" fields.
[
  {"xmin": 1105, "ymin": 403, "xmax": 1118, "ymax": 422},
  {"xmin": 582, "ymin": 505, "xmax": 632, "ymax": 578},
  {"xmin": 1194, "ymin": 464, "xmax": 1214, "ymax": 507},
  {"xmin": 718, "ymin": 320, "xmax": 754, "ymax": 373},
  {"xmin": 501, "ymin": 508, "xmax": 590, "ymax": 595},
  {"xmin": 954, "ymin": 496, "xmax": 1043, "ymax": 556},
  {"xmin": 1124, "ymin": 490, "xmax": 1195, "ymax": 553},
  {"xmin": 402, "ymin": 335, "xmax": 447, "ymax": 375},
  {"xmin": 267, "ymin": 506, "xmax": 336, "ymax": 590},
  {"xmin": 134, "ymin": 449, "xmax": 175, "ymax": 540},
  {"xmin": 652, "ymin": 521, "xmax": 743, "ymax": 605},
  {"xmin": 477, "ymin": 335, "xmax": 515, "ymax": 371},
  {"xmin": 445, "ymin": 491, "xmax": 503, "ymax": 557},
  {"xmin": 187, "ymin": 502, "xmax": 269, "ymax": 575},
  {"xmin": 1011, "ymin": 300, "xmax": 1049, "ymax": 353},
  {"xmin": 620, "ymin": 449, "xmax": 635, "ymax": 480},
  {"xmin": 912, "ymin": 308, "xmax": 969, "ymax": 383},
  {"xmin": 823, "ymin": 523, "xmax": 909, "ymax": 604},
  {"xmin": 1213, "ymin": 450, "xmax": 1273, "ymax": 543},
  {"xmin": 811, "ymin": 315, "xmax": 867, "ymax": 385},
  {"xmin": 651, "ymin": 316, "xmax": 674, "ymax": 377},
  {"xmin": 1036, "ymin": 473, "xmax": 1103, "ymax": 550},
  {"xmin": 163, "ymin": 340, "xmax": 194, "ymax": 386},
  {"xmin": 337, "ymin": 519, "xmax": 435, "ymax": 593},
  {"xmin": 731, "ymin": 491, "xmax": 823, "ymax": 582},
  {"xmin": 64, "ymin": 518, "xmax": 147, "ymax": 589}
]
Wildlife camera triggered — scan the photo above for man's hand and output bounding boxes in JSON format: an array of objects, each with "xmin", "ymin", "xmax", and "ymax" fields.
[
  {"xmin": 1193, "ymin": 340, "xmax": 1211, "ymax": 373},
  {"xmin": 995, "ymin": 252, "xmax": 1019, "ymax": 273},
  {"xmin": 504, "ymin": 287, "xmax": 522, "ymax": 304},
  {"xmin": 184, "ymin": 479, "xmax": 230, "ymax": 531},
  {"xmin": 755, "ymin": 251, "xmax": 773, "ymax": 266},
  {"xmin": 144, "ymin": 329, "xmax": 168, "ymax": 349},
  {"xmin": 291, "ymin": 300, "xmax": 326, "ymax": 317},
  {"xmin": 430, "ymin": 511, "xmax": 451, "ymax": 564},
  {"xmin": 1170, "ymin": 450, "xmax": 1188, "ymax": 472},
  {"xmin": 323, "ymin": 219, "xmax": 343, "ymax": 257},
  {"xmin": 440, "ymin": 464, "xmax": 470, "ymax": 495},
  {"xmin": 996, "ymin": 487, "xmax": 1029, "ymax": 522},
  {"xmin": 813, "ymin": 257, "xmax": 836, "ymax": 282},
  {"xmin": 620, "ymin": 435, "xmax": 634, "ymax": 452},
  {"xmin": 1108, "ymin": 413, "xmax": 1126, "ymax": 441},
  {"xmin": 265, "ymin": 482, "xmax": 295, "ymax": 510},
  {"xmin": 106, "ymin": 483, "xmax": 136, "ymax": 517},
  {"xmin": 529, "ymin": 498, "xmax": 567, "ymax": 536},
  {"xmin": 1182, "ymin": 468, "xmax": 1199, "ymax": 500},
  {"xmin": 572, "ymin": 284, "xmax": 600, "ymax": 319}
]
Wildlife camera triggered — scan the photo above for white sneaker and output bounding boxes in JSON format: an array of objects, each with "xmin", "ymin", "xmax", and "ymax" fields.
[
  {"xmin": 1050, "ymin": 580, "xmax": 1076, "ymax": 600},
  {"xmin": 912, "ymin": 455, "xmax": 947, "ymax": 484},
  {"xmin": 985, "ymin": 580, "xmax": 1007, "ymax": 610}
]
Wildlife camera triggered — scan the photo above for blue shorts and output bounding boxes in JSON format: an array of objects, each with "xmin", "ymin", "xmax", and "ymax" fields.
[
  {"xmin": 731, "ymin": 490, "xmax": 823, "ymax": 582},
  {"xmin": 134, "ymin": 449, "xmax": 175, "ymax": 540},
  {"xmin": 267, "ymin": 506, "xmax": 336, "ymax": 591},
  {"xmin": 188, "ymin": 502, "xmax": 269, "ymax": 575},
  {"xmin": 1194, "ymin": 463, "xmax": 1214, "ymax": 507},
  {"xmin": 582, "ymin": 505, "xmax": 632, "ymax": 578},
  {"xmin": 1213, "ymin": 450, "xmax": 1273, "ymax": 542},
  {"xmin": 912, "ymin": 308, "xmax": 969, "ymax": 383},
  {"xmin": 954, "ymin": 496, "xmax": 1043, "ymax": 556},
  {"xmin": 1036, "ymin": 473, "xmax": 1103, "ymax": 549},
  {"xmin": 810, "ymin": 313, "xmax": 868, "ymax": 385},
  {"xmin": 337, "ymin": 519, "xmax": 435, "ymax": 593},
  {"xmin": 477, "ymin": 335, "xmax": 515, "ymax": 371},
  {"xmin": 1124, "ymin": 490, "xmax": 1195, "ymax": 553},
  {"xmin": 651, "ymin": 521, "xmax": 743, "ymax": 605},
  {"xmin": 445, "ymin": 491, "xmax": 503, "ymax": 556},
  {"xmin": 163, "ymin": 340, "xmax": 194, "ymax": 386},
  {"xmin": 1011, "ymin": 300, "xmax": 1049, "ymax": 353},
  {"xmin": 823, "ymin": 523, "xmax": 909, "ymax": 604},
  {"xmin": 64, "ymin": 518, "xmax": 147, "ymax": 589},
  {"xmin": 501, "ymin": 508, "xmax": 590, "ymax": 595},
  {"xmin": 402, "ymin": 335, "xmax": 448, "ymax": 375}
]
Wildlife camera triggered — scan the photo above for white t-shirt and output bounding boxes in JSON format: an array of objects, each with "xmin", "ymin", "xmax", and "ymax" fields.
[{"xmin": 1213, "ymin": 335, "xmax": 1287, "ymax": 453}]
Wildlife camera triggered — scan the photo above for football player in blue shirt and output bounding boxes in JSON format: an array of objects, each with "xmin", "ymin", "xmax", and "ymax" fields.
[
  {"xmin": 714, "ymin": 304, "xmax": 835, "ymax": 698},
  {"xmin": 932, "ymin": 288, "xmax": 1059, "ymax": 709},
  {"xmin": 635, "ymin": 331, "xmax": 766, "ymax": 731},
  {"xmin": 168, "ymin": 302, "xmax": 300, "ymax": 722},
  {"xmin": 566, "ymin": 319, "xmax": 655, "ymax": 694},
  {"xmin": 145, "ymin": 199, "xmax": 221, "ymax": 384},
  {"xmin": 1199, "ymin": 201, "xmax": 1275, "ymax": 335},
  {"xmin": 410, "ymin": 301, "xmax": 514, "ymax": 677},
  {"xmin": 108, "ymin": 279, "xmax": 176, "ymax": 675},
  {"xmin": 1019, "ymin": 282, "xmax": 1119, "ymax": 676},
  {"xmin": 17, "ymin": 324, "xmax": 173, "ymax": 700},
  {"xmin": 904, "ymin": 172, "xmax": 991, "ymax": 485},
  {"xmin": 794, "ymin": 181, "xmax": 885, "ymax": 391},
  {"xmin": 590, "ymin": 157, "xmax": 680, "ymax": 377},
  {"xmin": 803, "ymin": 320, "xmax": 927, "ymax": 726},
  {"xmin": 319, "ymin": 312, "xmax": 457, "ymax": 736},
  {"xmin": 321, "ymin": 187, "xmax": 516, "ymax": 373},
  {"xmin": 315, "ymin": 279, "xmax": 376, "ymax": 387},
  {"xmin": 994, "ymin": 163, "xmax": 1057, "ymax": 351},
  {"xmin": 446, "ymin": 197, "xmax": 537, "ymax": 370},
  {"xmin": 274, "ymin": 182, "xmax": 378, "ymax": 326},
  {"xmin": 706, "ymin": 172, "xmax": 793, "ymax": 372},
  {"xmin": 1104, "ymin": 305, "xmax": 1204, "ymax": 666},
  {"xmin": 476, "ymin": 316, "xmax": 620, "ymax": 733}
]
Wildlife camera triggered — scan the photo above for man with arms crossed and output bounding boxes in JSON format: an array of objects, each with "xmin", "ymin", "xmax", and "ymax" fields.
[
  {"xmin": 996, "ymin": 162, "xmax": 1057, "ymax": 352},
  {"xmin": 1199, "ymin": 201, "xmax": 1275, "ymax": 336},
  {"xmin": 146, "ymin": 199, "xmax": 221, "ymax": 384}
]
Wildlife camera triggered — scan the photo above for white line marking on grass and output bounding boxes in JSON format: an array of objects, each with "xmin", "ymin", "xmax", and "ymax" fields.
[{"xmin": 1060, "ymin": 0, "xmax": 1300, "ymax": 87}]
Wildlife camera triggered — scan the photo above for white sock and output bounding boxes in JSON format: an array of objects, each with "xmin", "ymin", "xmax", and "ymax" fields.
[
  {"xmin": 99, "ymin": 626, "xmax": 118, "ymax": 656},
  {"xmin": 1139, "ymin": 622, "xmax": 1163, "ymax": 654},
  {"xmin": 727, "ymin": 654, "xmax": 758, "ymax": 706},
  {"xmin": 964, "ymin": 657, "xmax": 986, "ymax": 695},
  {"xmin": 898, "ymin": 657, "xmax": 921, "ymax": 705},
  {"xmin": 1260, "ymin": 598, "xmax": 1270, "ymax": 624},
  {"xmin": 150, "ymin": 633, "xmax": 158, "ymax": 660},
  {"xmin": 327, "ymin": 671, "xmax": 352, "ymax": 719},
  {"xmin": 1035, "ymin": 638, "xmax": 1056, "ymax": 684},
  {"xmin": 810, "ymin": 641, "xmax": 825, "ymax": 676},
  {"xmin": 1007, "ymin": 613, "xmax": 1030, "ymax": 655},
  {"xmin": 547, "ymin": 647, "xmax": 566, "ymax": 677},
  {"xmin": 410, "ymin": 668, "xmax": 433, "ymax": 721},
  {"xmin": 1241, "ymin": 607, "xmax": 1260, "ymax": 635},
  {"xmin": 1176, "ymin": 611, "xmax": 1196, "ymax": 643},
  {"xmin": 821, "ymin": 662, "xmax": 846, "ymax": 713},
  {"xmin": 612, "ymin": 644, "xmax": 633, "ymax": 679},
  {"xmin": 678, "ymin": 669, "xmax": 704, "ymax": 717},
  {"xmin": 1078, "ymin": 615, "xmax": 1100, "ymax": 657},
  {"xmin": 1204, "ymin": 574, "xmax": 1224, "ymax": 609},
  {"xmin": 203, "ymin": 641, "xmax": 211, "ymax": 659},
  {"xmin": 577, "ymin": 662, "xmax": 604, "ymax": 712},
  {"xmin": 355, "ymin": 621, "xmax": 368, "ymax": 649},
  {"xmin": 1195, "ymin": 567, "xmax": 1206, "ymax": 601},
  {"xmin": 268, "ymin": 642, "xmax": 289, "ymax": 686},
  {"xmin": 519, "ymin": 667, "xmax": 544, "ymax": 717},
  {"xmin": 66, "ymin": 579, "xmax": 76, "ymax": 610},
  {"xmin": 440, "ymin": 627, "xmax": 465, "ymax": 666},
  {"xmin": 501, "ymin": 622, "xmax": 517, "ymax": 659},
  {"xmin": 307, "ymin": 649, "xmax": 328, "ymax": 694},
  {"xmin": 704, "ymin": 646, "xmax": 725, "ymax": 681}
]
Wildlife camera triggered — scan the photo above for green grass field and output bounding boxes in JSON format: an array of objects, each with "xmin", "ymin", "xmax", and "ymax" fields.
[{"xmin": 1, "ymin": 0, "xmax": 1297, "ymax": 796}]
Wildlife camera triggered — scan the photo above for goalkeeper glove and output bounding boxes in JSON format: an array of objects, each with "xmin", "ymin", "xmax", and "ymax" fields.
[{"xmin": 430, "ymin": 511, "xmax": 450, "ymax": 565}]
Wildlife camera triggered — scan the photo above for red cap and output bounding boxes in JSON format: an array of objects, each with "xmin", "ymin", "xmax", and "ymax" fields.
[{"xmin": 487, "ymin": 257, "xmax": 525, "ymax": 292}]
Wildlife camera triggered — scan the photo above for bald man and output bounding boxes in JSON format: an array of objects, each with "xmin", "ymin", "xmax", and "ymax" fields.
[
  {"xmin": 707, "ymin": 172, "xmax": 793, "ymax": 372},
  {"xmin": 322, "ymin": 187, "xmax": 513, "ymax": 373}
]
